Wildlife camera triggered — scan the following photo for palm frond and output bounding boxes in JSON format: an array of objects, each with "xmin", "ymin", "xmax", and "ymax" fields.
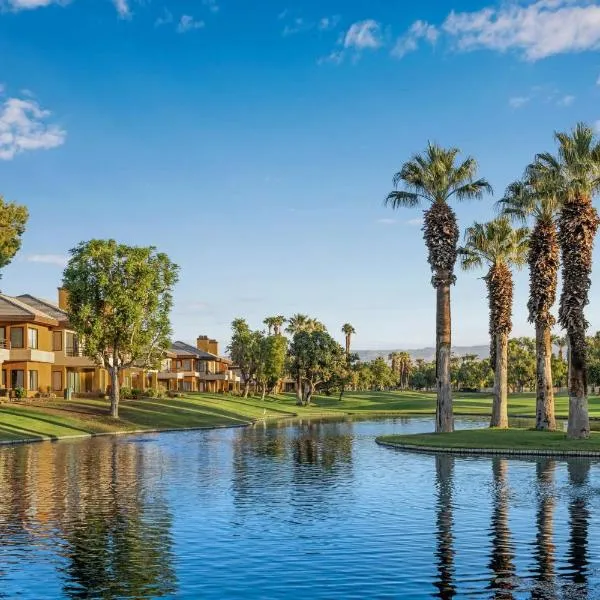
[{"xmin": 384, "ymin": 191, "xmax": 421, "ymax": 208}]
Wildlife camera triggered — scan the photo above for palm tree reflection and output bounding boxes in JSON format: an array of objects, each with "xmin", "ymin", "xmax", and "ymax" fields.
[{"xmin": 434, "ymin": 454, "xmax": 456, "ymax": 599}]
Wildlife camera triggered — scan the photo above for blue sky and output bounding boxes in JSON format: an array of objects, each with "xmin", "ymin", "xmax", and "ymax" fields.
[{"xmin": 1, "ymin": 0, "xmax": 600, "ymax": 350}]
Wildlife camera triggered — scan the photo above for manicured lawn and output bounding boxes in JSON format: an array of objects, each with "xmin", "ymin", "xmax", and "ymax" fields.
[
  {"xmin": 1, "ymin": 389, "xmax": 600, "ymax": 445},
  {"xmin": 377, "ymin": 428, "xmax": 600, "ymax": 453}
]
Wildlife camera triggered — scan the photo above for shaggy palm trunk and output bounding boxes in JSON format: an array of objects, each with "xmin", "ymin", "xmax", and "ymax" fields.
[
  {"xmin": 529, "ymin": 220, "xmax": 559, "ymax": 431},
  {"xmin": 487, "ymin": 263, "xmax": 512, "ymax": 429},
  {"xmin": 535, "ymin": 459, "xmax": 556, "ymax": 594},
  {"xmin": 109, "ymin": 367, "xmax": 120, "ymax": 419},
  {"xmin": 558, "ymin": 194, "xmax": 600, "ymax": 439},
  {"xmin": 492, "ymin": 333, "xmax": 509, "ymax": 428},
  {"xmin": 434, "ymin": 455, "xmax": 455, "ymax": 598},
  {"xmin": 436, "ymin": 280, "xmax": 453, "ymax": 432},
  {"xmin": 424, "ymin": 202, "xmax": 458, "ymax": 434},
  {"xmin": 535, "ymin": 323, "xmax": 556, "ymax": 431}
]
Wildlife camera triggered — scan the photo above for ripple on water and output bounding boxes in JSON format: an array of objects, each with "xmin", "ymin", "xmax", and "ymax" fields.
[{"xmin": 1, "ymin": 417, "xmax": 600, "ymax": 598}]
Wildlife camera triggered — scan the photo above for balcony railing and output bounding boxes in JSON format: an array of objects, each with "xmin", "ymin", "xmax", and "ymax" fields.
[
  {"xmin": 66, "ymin": 347, "xmax": 84, "ymax": 357},
  {"xmin": 0, "ymin": 340, "xmax": 10, "ymax": 349}
]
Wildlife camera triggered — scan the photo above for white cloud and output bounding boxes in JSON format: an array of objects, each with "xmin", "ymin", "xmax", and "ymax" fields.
[
  {"xmin": 0, "ymin": 84, "xmax": 4, "ymax": 95},
  {"xmin": 202, "ymin": 0, "xmax": 218, "ymax": 13},
  {"xmin": 376, "ymin": 218, "xmax": 397, "ymax": 225},
  {"xmin": 177, "ymin": 15, "xmax": 205, "ymax": 33},
  {"xmin": 318, "ymin": 15, "xmax": 340, "ymax": 31},
  {"xmin": 392, "ymin": 20, "xmax": 438, "ymax": 58},
  {"xmin": 112, "ymin": 0, "xmax": 130, "ymax": 19},
  {"xmin": 155, "ymin": 9, "xmax": 173, "ymax": 27},
  {"xmin": 317, "ymin": 50, "xmax": 344, "ymax": 65},
  {"xmin": 407, "ymin": 218, "xmax": 424, "ymax": 226},
  {"xmin": 5, "ymin": 0, "xmax": 61, "ymax": 9},
  {"xmin": 344, "ymin": 19, "xmax": 382, "ymax": 50},
  {"xmin": 0, "ymin": 97, "xmax": 66, "ymax": 160},
  {"xmin": 283, "ymin": 17, "xmax": 308, "ymax": 36},
  {"xmin": 557, "ymin": 94, "xmax": 575, "ymax": 106},
  {"xmin": 26, "ymin": 254, "xmax": 68, "ymax": 267},
  {"xmin": 509, "ymin": 96, "xmax": 530, "ymax": 108},
  {"xmin": 443, "ymin": 0, "xmax": 600, "ymax": 61}
]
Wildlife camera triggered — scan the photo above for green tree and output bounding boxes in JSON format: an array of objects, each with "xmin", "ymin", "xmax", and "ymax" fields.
[
  {"xmin": 263, "ymin": 315, "xmax": 286, "ymax": 336},
  {"xmin": 540, "ymin": 123, "xmax": 600, "ymax": 439},
  {"xmin": 507, "ymin": 337, "xmax": 536, "ymax": 393},
  {"xmin": 0, "ymin": 197, "xmax": 28, "ymax": 277},
  {"xmin": 288, "ymin": 330, "xmax": 346, "ymax": 405},
  {"xmin": 385, "ymin": 143, "xmax": 492, "ymax": 432},
  {"xmin": 460, "ymin": 218, "xmax": 529, "ymax": 428},
  {"xmin": 256, "ymin": 333, "xmax": 288, "ymax": 399},
  {"xmin": 62, "ymin": 240, "xmax": 178, "ymax": 419},
  {"xmin": 227, "ymin": 318, "xmax": 262, "ymax": 398},
  {"xmin": 369, "ymin": 357, "xmax": 395, "ymax": 389},
  {"xmin": 499, "ymin": 161, "xmax": 563, "ymax": 430},
  {"xmin": 551, "ymin": 353, "xmax": 568, "ymax": 390}
]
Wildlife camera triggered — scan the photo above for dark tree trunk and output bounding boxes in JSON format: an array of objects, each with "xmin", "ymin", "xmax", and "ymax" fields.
[
  {"xmin": 296, "ymin": 374, "xmax": 303, "ymax": 406},
  {"xmin": 567, "ymin": 340, "xmax": 590, "ymax": 439},
  {"xmin": 535, "ymin": 322, "xmax": 556, "ymax": 430},
  {"xmin": 436, "ymin": 280, "xmax": 453, "ymax": 433}
]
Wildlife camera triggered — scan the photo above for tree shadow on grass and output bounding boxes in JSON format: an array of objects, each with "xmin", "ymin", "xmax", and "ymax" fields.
[{"xmin": 0, "ymin": 407, "xmax": 93, "ymax": 435}]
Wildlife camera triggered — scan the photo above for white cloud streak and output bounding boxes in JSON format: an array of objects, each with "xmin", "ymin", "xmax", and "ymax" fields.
[
  {"xmin": 443, "ymin": 0, "xmax": 600, "ymax": 61},
  {"xmin": 509, "ymin": 96, "xmax": 530, "ymax": 108},
  {"xmin": 344, "ymin": 19, "xmax": 382, "ymax": 50},
  {"xmin": 0, "ymin": 97, "xmax": 66, "ymax": 160},
  {"xmin": 5, "ymin": 0, "xmax": 61, "ymax": 9},
  {"xmin": 26, "ymin": 254, "xmax": 69, "ymax": 267},
  {"xmin": 392, "ymin": 20, "xmax": 438, "ymax": 58},
  {"xmin": 112, "ymin": 0, "xmax": 130, "ymax": 19},
  {"xmin": 177, "ymin": 15, "xmax": 205, "ymax": 33}
]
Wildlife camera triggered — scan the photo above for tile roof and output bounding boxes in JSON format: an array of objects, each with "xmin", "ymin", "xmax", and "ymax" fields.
[
  {"xmin": 171, "ymin": 340, "xmax": 231, "ymax": 362},
  {"xmin": 16, "ymin": 294, "xmax": 68, "ymax": 322},
  {"xmin": 0, "ymin": 294, "xmax": 60, "ymax": 325}
]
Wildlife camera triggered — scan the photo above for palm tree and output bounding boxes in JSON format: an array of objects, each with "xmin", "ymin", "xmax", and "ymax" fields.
[
  {"xmin": 386, "ymin": 143, "xmax": 492, "ymax": 432},
  {"xmin": 551, "ymin": 334, "xmax": 567, "ymax": 361},
  {"xmin": 398, "ymin": 352, "xmax": 413, "ymax": 389},
  {"xmin": 264, "ymin": 315, "xmax": 286, "ymax": 336},
  {"xmin": 341, "ymin": 323, "xmax": 356, "ymax": 356},
  {"xmin": 498, "ymin": 163, "xmax": 562, "ymax": 431},
  {"xmin": 460, "ymin": 217, "xmax": 529, "ymax": 428},
  {"xmin": 541, "ymin": 123, "xmax": 600, "ymax": 439}
]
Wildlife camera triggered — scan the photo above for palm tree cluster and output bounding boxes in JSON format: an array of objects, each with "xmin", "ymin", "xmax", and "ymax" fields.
[{"xmin": 386, "ymin": 123, "xmax": 600, "ymax": 439}]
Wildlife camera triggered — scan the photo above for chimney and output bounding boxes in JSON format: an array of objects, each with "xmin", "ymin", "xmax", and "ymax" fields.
[
  {"xmin": 58, "ymin": 287, "xmax": 70, "ymax": 311},
  {"xmin": 209, "ymin": 338, "xmax": 219, "ymax": 355},
  {"xmin": 196, "ymin": 335, "xmax": 209, "ymax": 352}
]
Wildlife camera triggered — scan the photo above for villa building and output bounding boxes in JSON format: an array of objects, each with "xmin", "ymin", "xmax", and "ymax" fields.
[
  {"xmin": 0, "ymin": 289, "xmax": 158, "ymax": 397},
  {"xmin": 158, "ymin": 336, "xmax": 240, "ymax": 393}
]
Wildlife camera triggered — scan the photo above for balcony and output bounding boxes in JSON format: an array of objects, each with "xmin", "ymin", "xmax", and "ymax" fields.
[
  {"xmin": 53, "ymin": 347, "xmax": 95, "ymax": 367},
  {"xmin": 0, "ymin": 339, "xmax": 9, "ymax": 362},
  {"xmin": 9, "ymin": 348, "xmax": 55, "ymax": 363}
]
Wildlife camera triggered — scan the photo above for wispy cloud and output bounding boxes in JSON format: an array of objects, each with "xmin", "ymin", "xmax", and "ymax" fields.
[
  {"xmin": 4, "ymin": 0, "xmax": 62, "ymax": 9},
  {"xmin": 392, "ymin": 20, "xmax": 438, "ymax": 59},
  {"xmin": 155, "ymin": 8, "xmax": 173, "ymax": 27},
  {"xmin": 320, "ymin": 19, "xmax": 382, "ymax": 64},
  {"xmin": 283, "ymin": 17, "xmax": 310, "ymax": 36},
  {"xmin": 0, "ymin": 96, "xmax": 66, "ymax": 161},
  {"xmin": 407, "ymin": 218, "xmax": 424, "ymax": 227},
  {"xmin": 508, "ymin": 96, "xmax": 530, "ymax": 109},
  {"xmin": 318, "ymin": 15, "xmax": 340, "ymax": 31},
  {"xmin": 112, "ymin": 0, "xmax": 130, "ymax": 19},
  {"xmin": 177, "ymin": 15, "xmax": 205, "ymax": 33},
  {"xmin": 26, "ymin": 254, "xmax": 68, "ymax": 267},
  {"xmin": 442, "ymin": 0, "xmax": 600, "ymax": 61},
  {"xmin": 202, "ymin": 0, "xmax": 218, "ymax": 13},
  {"xmin": 376, "ymin": 218, "xmax": 397, "ymax": 225},
  {"xmin": 557, "ymin": 94, "xmax": 575, "ymax": 106}
]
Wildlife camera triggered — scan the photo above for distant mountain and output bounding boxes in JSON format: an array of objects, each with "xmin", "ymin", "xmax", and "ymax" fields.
[{"xmin": 357, "ymin": 345, "xmax": 489, "ymax": 362}]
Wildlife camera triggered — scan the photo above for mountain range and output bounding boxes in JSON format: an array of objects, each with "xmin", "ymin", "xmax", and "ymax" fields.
[{"xmin": 357, "ymin": 346, "xmax": 490, "ymax": 362}]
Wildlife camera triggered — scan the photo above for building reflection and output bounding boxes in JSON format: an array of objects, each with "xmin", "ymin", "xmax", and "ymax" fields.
[
  {"xmin": 488, "ymin": 458, "xmax": 515, "ymax": 600},
  {"xmin": 433, "ymin": 454, "xmax": 456, "ymax": 599},
  {"xmin": 531, "ymin": 459, "xmax": 556, "ymax": 600},
  {"xmin": 0, "ymin": 439, "xmax": 177, "ymax": 599}
]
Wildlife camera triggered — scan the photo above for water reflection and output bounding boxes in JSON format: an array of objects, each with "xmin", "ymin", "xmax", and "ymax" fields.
[
  {"xmin": 0, "ymin": 440, "xmax": 176, "ymax": 599},
  {"xmin": 434, "ymin": 455, "xmax": 456, "ymax": 599},
  {"xmin": 532, "ymin": 459, "xmax": 557, "ymax": 600}
]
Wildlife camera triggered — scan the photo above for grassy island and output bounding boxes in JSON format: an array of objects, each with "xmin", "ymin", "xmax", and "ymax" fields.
[{"xmin": 376, "ymin": 428, "xmax": 600, "ymax": 456}]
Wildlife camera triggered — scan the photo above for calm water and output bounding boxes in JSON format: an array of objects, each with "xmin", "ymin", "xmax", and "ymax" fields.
[{"xmin": 1, "ymin": 417, "xmax": 600, "ymax": 599}]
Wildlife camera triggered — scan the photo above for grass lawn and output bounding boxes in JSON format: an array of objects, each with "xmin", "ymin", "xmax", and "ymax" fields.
[
  {"xmin": 1, "ymin": 389, "xmax": 600, "ymax": 445},
  {"xmin": 376, "ymin": 428, "xmax": 600, "ymax": 454}
]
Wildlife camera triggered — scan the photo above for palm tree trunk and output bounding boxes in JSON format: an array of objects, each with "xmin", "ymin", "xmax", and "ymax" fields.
[
  {"xmin": 536, "ymin": 323, "xmax": 556, "ymax": 431},
  {"xmin": 491, "ymin": 332, "xmax": 509, "ymax": 428},
  {"xmin": 436, "ymin": 280, "xmax": 453, "ymax": 433},
  {"xmin": 567, "ymin": 337, "xmax": 590, "ymax": 439}
]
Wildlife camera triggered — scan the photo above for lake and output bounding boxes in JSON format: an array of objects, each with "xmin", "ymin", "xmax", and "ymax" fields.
[{"xmin": 1, "ymin": 416, "xmax": 599, "ymax": 599}]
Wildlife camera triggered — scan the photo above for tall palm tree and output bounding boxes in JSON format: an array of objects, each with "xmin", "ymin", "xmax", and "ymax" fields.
[
  {"xmin": 498, "ymin": 163, "xmax": 562, "ymax": 431},
  {"xmin": 386, "ymin": 143, "xmax": 492, "ymax": 433},
  {"xmin": 460, "ymin": 217, "xmax": 529, "ymax": 428},
  {"xmin": 341, "ymin": 323, "xmax": 356, "ymax": 356},
  {"xmin": 541, "ymin": 123, "xmax": 600, "ymax": 439},
  {"xmin": 272, "ymin": 316, "xmax": 286, "ymax": 336},
  {"xmin": 263, "ymin": 317, "xmax": 276, "ymax": 336},
  {"xmin": 398, "ymin": 352, "xmax": 413, "ymax": 389}
]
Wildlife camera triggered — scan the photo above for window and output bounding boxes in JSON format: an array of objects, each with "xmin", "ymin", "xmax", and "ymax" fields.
[
  {"xmin": 28, "ymin": 370, "xmax": 38, "ymax": 391},
  {"xmin": 183, "ymin": 380, "xmax": 192, "ymax": 391},
  {"xmin": 28, "ymin": 328, "xmax": 38, "ymax": 350},
  {"xmin": 10, "ymin": 327, "xmax": 23, "ymax": 349},
  {"xmin": 11, "ymin": 370, "xmax": 24, "ymax": 389},
  {"xmin": 53, "ymin": 331, "xmax": 63, "ymax": 351},
  {"xmin": 0, "ymin": 327, "xmax": 5, "ymax": 348},
  {"xmin": 182, "ymin": 359, "xmax": 192, "ymax": 371},
  {"xmin": 66, "ymin": 332, "xmax": 79, "ymax": 356},
  {"xmin": 52, "ymin": 371, "xmax": 62, "ymax": 392}
]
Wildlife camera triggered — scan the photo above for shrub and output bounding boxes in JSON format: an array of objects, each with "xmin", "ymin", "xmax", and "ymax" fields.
[
  {"xmin": 120, "ymin": 387, "xmax": 132, "ymax": 399},
  {"xmin": 14, "ymin": 387, "xmax": 26, "ymax": 399},
  {"xmin": 131, "ymin": 388, "xmax": 143, "ymax": 399}
]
